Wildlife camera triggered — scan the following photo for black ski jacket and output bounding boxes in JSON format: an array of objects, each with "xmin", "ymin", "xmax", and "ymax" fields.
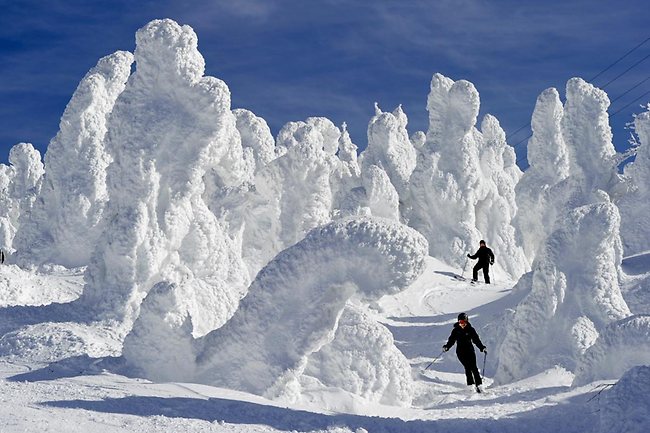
[
  {"xmin": 469, "ymin": 245, "xmax": 494, "ymax": 266},
  {"xmin": 444, "ymin": 322, "xmax": 486, "ymax": 354}
]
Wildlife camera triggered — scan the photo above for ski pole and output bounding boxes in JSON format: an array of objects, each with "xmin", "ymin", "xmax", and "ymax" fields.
[
  {"xmin": 422, "ymin": 349, "xmax": 445, "ymax": 373},
  {"xmin": 481, "ymin": 351, "xmax": 487, "ymax": 379},
  {"xmin": 460, "ymin": 257, "xmax": 468, "ymax": 279}
]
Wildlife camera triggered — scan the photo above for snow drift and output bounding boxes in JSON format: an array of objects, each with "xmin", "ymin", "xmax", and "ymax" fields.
[
  {"xmin": 573, "ymin": 315, "xmax": 650, "ymax": 386},
  {"xmin": 123, "ymin": 217, "xmax": 428, "ymax": 403},
  {"xmin": 598, "ymin": 365, "xmax": 650, "ymax": 433}
]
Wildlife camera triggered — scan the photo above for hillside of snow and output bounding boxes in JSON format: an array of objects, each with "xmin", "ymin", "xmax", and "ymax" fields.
[{"xmin": 0, "ymin": 18, "xmax": 649, "ymax": 433}]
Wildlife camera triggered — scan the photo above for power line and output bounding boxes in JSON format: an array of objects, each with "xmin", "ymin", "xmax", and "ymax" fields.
[
  {"xmin": 588, "ymin": 36, "xmax": 650, "ymax": 83},
  {"xmin": 506, "ymin": 36, "xmax": 650, "ymax": 145},
  {"xmin": 610, "ymin": 89, "xmax": 650, "ymax": 117},
  {"xmin": 610, "ymin": 74, "xmax": 650, "ymax": 104},
  {"xmin": 600, "ymin": 53, "xmax": 650, "ymax": 89}
]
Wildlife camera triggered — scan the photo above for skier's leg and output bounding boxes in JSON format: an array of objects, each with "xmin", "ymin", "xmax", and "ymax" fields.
[
  {"xmin": 483, "ymin": 265, "xmax": 490, "ymax": 284},
  {"xmin": 458, "ymin": 353, "xmax": 475, "ymax": 385},
  {"xmin": 472, "ymin": 263, "xmax": 480, "ymax": 281}
]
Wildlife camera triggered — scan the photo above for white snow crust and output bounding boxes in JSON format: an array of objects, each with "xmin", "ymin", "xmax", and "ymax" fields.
[{"xmin": 598, "ymin": 365, "xmax": 650, "ymax": 433}]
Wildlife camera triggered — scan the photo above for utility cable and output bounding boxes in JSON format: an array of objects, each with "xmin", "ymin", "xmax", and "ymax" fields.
[
  {"xmin": 506, "ymin": 36, "xmax": 650, "ymax": 144},
  {"xmin": 610, "ymin": 89, "xmax": 650, "ymax": 117},
  {"xmin": 600, "ymin": 53, "xmax": 650, "ymax": 89},
  {"xmin": 610, "ymin": 74, "xmax": 650, "ymax": 104},
  {"xmin": 588, "ymin": 36, "xmax": 650, "ymax": 83}
]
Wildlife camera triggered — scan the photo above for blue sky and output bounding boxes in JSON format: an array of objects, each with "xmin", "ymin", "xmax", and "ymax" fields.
[{"xmin": 1, "ymin": 0, "xmax": 648, "ymax": 167}]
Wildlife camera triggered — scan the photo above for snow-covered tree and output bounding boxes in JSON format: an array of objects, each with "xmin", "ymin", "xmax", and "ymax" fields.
[
  {"xmin": 13, "ymin": 52, "xmax": 133, "ymax": 268},
  {"xmin": 80, "ymin": 19, "xmax": 250, "ymax": 337}
]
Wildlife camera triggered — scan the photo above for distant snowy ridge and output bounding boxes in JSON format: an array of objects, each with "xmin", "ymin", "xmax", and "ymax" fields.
[{"xmin": 124, "ymin": 216, "xmax": 428, "ymax": 403}]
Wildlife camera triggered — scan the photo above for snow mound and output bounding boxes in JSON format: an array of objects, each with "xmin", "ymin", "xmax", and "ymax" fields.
[
  {"xmin": 496, "ymin": 197, "xmax": 631, "ymax": 383},
  {"xmin": 304, "ymin": 304, "xmax": 414, "ymax": 406},
  {"xmin": 598, "ymin": 365, "xmax": 650, "ymax": 433},
  {"xmin": 573, "ymin": 315, "xmax": 650, "ymax": 386},
  {"xmin": 124, "ymin": 216, "xmax": 428, "ymax": 403}
]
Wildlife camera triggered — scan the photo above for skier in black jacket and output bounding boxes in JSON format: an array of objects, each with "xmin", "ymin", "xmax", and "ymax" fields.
[
  {"xmin": 443, "ymin": 312, "xmax": 487, "ymax": 392},
  {"xmin": 467, "ymin": 239, "xmax": 494, "ymax": 284}
]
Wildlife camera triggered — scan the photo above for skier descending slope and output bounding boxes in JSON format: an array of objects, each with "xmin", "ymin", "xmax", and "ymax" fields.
[
  {"xmin": 467, "ymin": 239, "xmax": 494, "ymax": 284},
  {"xmin": 443, "ymin": 312, "xmax": 487, "ymax": 393}
]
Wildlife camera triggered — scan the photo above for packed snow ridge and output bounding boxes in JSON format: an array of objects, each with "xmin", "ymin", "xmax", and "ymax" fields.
[{"xmin": 1, "ymin": 18, "xmax": 649, "ymax": 409}]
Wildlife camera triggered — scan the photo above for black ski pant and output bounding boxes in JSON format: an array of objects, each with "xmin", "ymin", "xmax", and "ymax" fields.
[
  {"xmin": 473, "ymin": 263, "xmax": 490, "ymax": 283},
  {"xmin": 457, "ymin": 350, "xmax": 482, "ymax": 385}
]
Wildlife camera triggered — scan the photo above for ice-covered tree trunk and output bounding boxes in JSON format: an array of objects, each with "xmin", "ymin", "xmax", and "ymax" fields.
[
  {"xmin": 0, "ymin": 164, "xmax": 16, "ymax": 252},
  {"xmin": 81, "ymin": 19, "xmax": 249, "ymax": 336},
  {"xmin": 408, "ymin": 73, "xmax": 525, "ymax": 278},
  {"xmin": 361, "ymin": 104, "xmax": 416, "ymax": 204},
  {"xmin": 0, "ymin": 144, "xmax": 44, "ymax": 255},
  {"xmin": 478, "ymin": 115, "xmax": 528, "ymax": 277},
  {"xmin": 124, "ymin": 217, "xmax": 428, "ymax": 402},
  {"xmin": 619, "ymin": 108, "xmax": 650, "ymax": 255},
  {"xmin": 562, "ymin": 78, "xmax": 620, "ymax": 197},
  {"xmin": 13, "ymin": 52, "xmax": 133, "ymax": 268},
  {"xmin": 513, "ymin": 88, "xmax": 570, "ymax": 263},
  {"xmin": 495, "ymin": 196, "xmax": 630, "ymax": 384}
]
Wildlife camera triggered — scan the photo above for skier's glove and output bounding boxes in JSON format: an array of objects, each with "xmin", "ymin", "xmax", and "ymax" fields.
[
  {"xmin": 442, "ymin": 345, "xmax": 449, "ymax": 352},
  {"xmin": 481, "ymin": 347, "xmax": 487, "ymax": 353},
  {"xmin": 490, "ymin": 260, "xmax": 494, "ymax": 265},
  {"xmin": 467, "ymin": 254, "xmax": 471, "ymax": 258}
]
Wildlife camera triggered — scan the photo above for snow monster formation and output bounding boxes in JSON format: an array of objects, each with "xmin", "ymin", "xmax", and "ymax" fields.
[
  {"xmin": 80, "ymin": 19, "xmax": 250, "ymax": 336},
  {"xmin": 123, "ymin": 217, "xmax": 428, "ymax": 405},
  {"xmin": 496, "ymin": 196, "xmax": 631, "ymax": 384},
  {"xmin": 618, "ymin": 107, "xmax": 650, "ymax": 256},
  {"xmin": 0, "ymin": 143, "xmax": 44, "ymax": 255},
  {"xmin": 12, "ymin": 51, "xmax": 134, "ymax": 268},
  {"xmin": 408, "ymin": 73, "xmax": 527, "ymax": 278}
]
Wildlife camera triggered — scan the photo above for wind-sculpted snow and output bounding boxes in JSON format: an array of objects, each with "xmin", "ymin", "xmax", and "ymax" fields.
[
  {"xmin": 304, "ymin": 304, "xmax": 414, "ymax": 406},
  {"xmin": 573, "ymin": 315, "xmax": 650, "ymax": 386},
  {"xmin": 80, "ymin": 19, "xmax": 249, "ymax": 336},
  {"xmin": 619, "ymin": 108, "xmax": 650, "ymax": 255},
  {"xmin": 233, "ymin": 108, "xmax": 277, "ymax": 170},
  {"xmin": 496, "ymin": 197, "xmax": 631, "ymax": 384},
  {"xmin": 597, "ymin": 365, "xmax": 650, "ymax": 433},
  {"xmin": 0, "ymin": 144, "xmax": 44, "ymax": 255},
  {"xmin": 361, "ymin": 165, "xmax": 400, "ymax": 221},
  {"xmin": 13, "ymin": 52, "xmax": 133, "ymax": 268},
  {"xmin": 408, "ymin": 73, "xmax": 527, "ymax": 278},
  {"xmin": 123, "ymin": 217, "xmax": 428, "ymax": 402}
]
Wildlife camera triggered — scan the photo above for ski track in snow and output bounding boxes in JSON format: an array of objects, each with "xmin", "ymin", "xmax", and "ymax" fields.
[{"xmin": 0, "ymin": 257, "xmax": 618, "ymax": 433}]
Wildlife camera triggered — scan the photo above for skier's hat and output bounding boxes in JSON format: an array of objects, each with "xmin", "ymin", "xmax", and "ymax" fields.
[
  {"xmin": 479, "ymin": 239, "xmax": 486, "ymax": 245},
  {"xmin": 458, "ymin": 312, "xmax": 468, "ymax": 321}
]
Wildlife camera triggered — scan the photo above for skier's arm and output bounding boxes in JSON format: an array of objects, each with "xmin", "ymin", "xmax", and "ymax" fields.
[
  {"xmin": 467, "ymin": 250, "xmax": 478, "ymax": 259},
  {"xmin": 443, "ymin": 329, "xmax": 457, "ymax": 351},
  {"xmin": 471, "ymin": 328, "xmax": 486, "ymax": 352},
  {"xmin": 489, "ymin": 249, "xmax": 495, "ymax": 265}
]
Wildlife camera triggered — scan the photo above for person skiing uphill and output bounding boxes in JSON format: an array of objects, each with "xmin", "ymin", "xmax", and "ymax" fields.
[
  {"xmin": 443, "ymin": 312, "xmax": 487, "ymax": 393},
  {"xmin": 467, "ymin": 240, "xmax": 494, "ymax": 284}
]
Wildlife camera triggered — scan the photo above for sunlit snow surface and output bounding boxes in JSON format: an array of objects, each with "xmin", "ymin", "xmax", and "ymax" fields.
[{"xmin": 0, "ymin": 257, "xmax": 645, "ymax": 432}]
